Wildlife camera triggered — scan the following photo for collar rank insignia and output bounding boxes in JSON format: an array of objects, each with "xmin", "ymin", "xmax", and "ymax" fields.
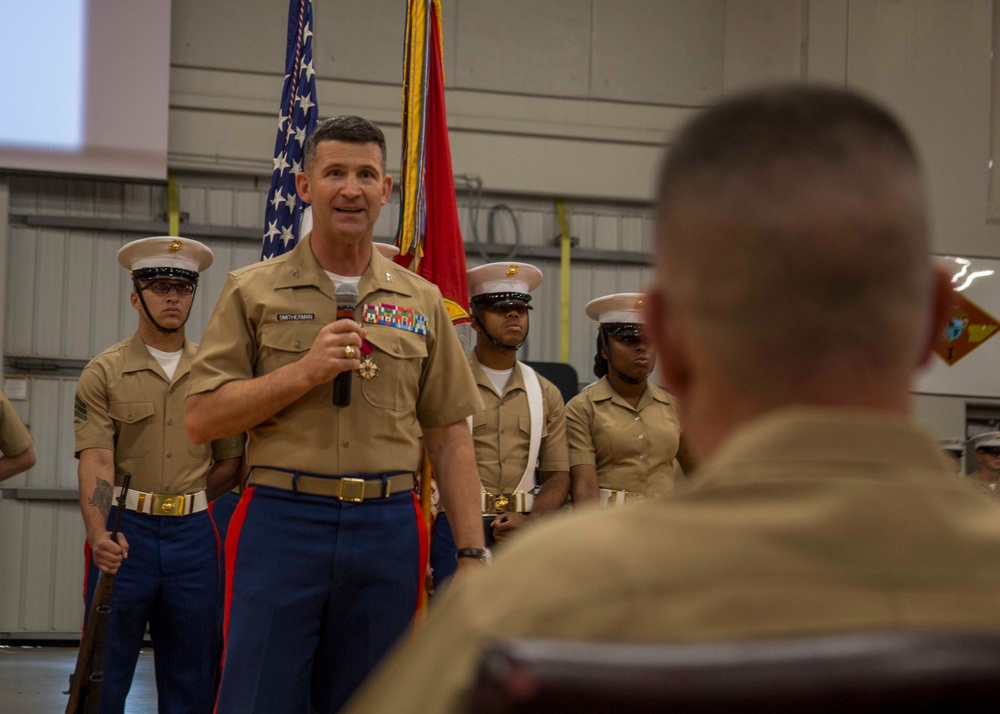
[{"xmin": 362, "ymin": 303, "xmax": 429, "ymax": 336}]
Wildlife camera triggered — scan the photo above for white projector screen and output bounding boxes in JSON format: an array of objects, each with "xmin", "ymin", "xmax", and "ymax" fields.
[{"xmin": 0, "ymin": 0, "xmax": 171, "ymax": 180}]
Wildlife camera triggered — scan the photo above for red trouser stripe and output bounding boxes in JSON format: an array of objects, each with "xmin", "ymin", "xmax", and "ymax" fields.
[
  {"xmin": 214, "ymin": 486, "xmax": 256, "ymax": 714},
  {"xmin": 411, "ymin": 491, "xmax": 430, "ymax": 623}
]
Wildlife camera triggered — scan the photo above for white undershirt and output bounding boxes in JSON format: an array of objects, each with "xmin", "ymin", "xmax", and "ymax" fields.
[
  {"xmin": 325, "ymin": 272, "xmax": 361, "ymax": 288},
  {"xmin": 146, "ymin": 345, "xmax": 183, "ymax": 381},
  {"xmin": 480, "ymin": 365, "xmax": 514, "ymax": 396}
]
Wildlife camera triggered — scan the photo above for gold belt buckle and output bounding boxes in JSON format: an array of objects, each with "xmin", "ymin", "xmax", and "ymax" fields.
[
  {"xmin": 152, "ymin": 493, "xmax": 185, "ymax": 515},
  {"xmin": 338, "ymin": 477, "xmax": 366, "ymax": 503},
  {"xmin": 493, "ymin": 494, "xmax": 509, "ymax": 514}
]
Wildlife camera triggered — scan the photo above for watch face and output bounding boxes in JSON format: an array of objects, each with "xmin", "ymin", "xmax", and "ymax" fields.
[{"xmin": 459, "ymin": 547, "xmax": 493, "ymax": 564}]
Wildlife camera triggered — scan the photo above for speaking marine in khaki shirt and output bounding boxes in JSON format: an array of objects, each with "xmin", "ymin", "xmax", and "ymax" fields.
[{"xmin": 186, "ymin": 236, "xmax": 481, "ymax": 475}]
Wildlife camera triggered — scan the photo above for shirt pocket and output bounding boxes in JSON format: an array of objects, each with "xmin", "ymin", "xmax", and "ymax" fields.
[
  {"xmin": 359, "ymin": 327, "xmax": 428, "ymax": 412},
  {"xmin": 110, "ymin": 401, "xmax": 155, "ymax": 458},
  {"xmin": 591, "ymin": 404, "xmax": 624, "ymax": 475},
  {"xmin": 258, "ymin": 322, "xmax": 321, "ymax": 375}
]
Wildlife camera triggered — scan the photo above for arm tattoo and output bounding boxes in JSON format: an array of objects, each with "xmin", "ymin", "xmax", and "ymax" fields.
[{"xmin": 89, "ymin": 478, "xmax": 114, "ymax": 520}]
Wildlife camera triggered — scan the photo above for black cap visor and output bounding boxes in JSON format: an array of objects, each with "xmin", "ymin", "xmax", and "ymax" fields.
[
  {"xmin": 472, "ymin": 292, "xmax": 532, "ymax": 311},
  {"xmin": 602, "ymin": 322, "xmax": 643, "ymax": 339},
  {"xmin": 132, "ymin": 266, "xmax": 199, "ymax": 285}
]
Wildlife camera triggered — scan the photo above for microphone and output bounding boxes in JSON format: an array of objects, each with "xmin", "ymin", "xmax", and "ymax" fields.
[{"xmin": 332, "ymin": 282, "xmax": 359, "ymax": 407}]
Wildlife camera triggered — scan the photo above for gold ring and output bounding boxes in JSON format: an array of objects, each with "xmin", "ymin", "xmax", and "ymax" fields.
[{"xmin": 344, "ymin": 345, "xmax": 356, "ymax": 359}]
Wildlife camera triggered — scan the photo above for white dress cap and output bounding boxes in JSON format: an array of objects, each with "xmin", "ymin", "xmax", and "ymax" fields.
[
  {"xmin": 938, "ymin": 437, "xmax": 964, "ymax": 454},
  {"xmin": 585, "ymin": 293, "xmax": 646, "ymax": 324},
  {"xmin": 374, "ymin": 242, "xmax": 400, "ymax": 258},
  {"xmin": 971, "ymin": 432, "xmax": 1000, "ymax": 450},
  {"xmin": 117, "ymin": 236, "xmax": 214, "ymax": 274},
  {"xmin": 467, "ymin": 261, "xmax": 543, "ymax": 298}
]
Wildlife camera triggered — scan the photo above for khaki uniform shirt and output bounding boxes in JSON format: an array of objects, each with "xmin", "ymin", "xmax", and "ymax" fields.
[
  {"xmin": 187, "ymin": 236, "xmax": 482, "ymax": 474},
  {"xmin": 469, "ymin": 354, "xmax": 569, "ymax": 493},
  {"xmin": 565, "ymin": 377, "xmax": 681, "ymax": 495},
  {"xmin": 965, "ymin": 471, "xmax": 1000, "ymax": 496},
  {"xmin": 0, "ymin": 392, "xmax": 32, "ymax": 457},
  {"xmin": 74, "ymin": 333, "xmax": 244, "ymax": 493},
  {"xmin": 344, "ymin": 408, "xmax": 1000, "ymax": 714}
]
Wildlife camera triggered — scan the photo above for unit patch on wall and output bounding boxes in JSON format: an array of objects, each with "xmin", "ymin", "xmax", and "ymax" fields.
[{"xmin": 935, "ymin": 292, "xmax": 1000, "ymax": 366}]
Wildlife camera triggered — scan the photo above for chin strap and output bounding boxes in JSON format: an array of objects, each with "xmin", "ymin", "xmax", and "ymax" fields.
[
  {"xmin": 471, "ymin": 302, "xmax": 527, "ymax": 352},
  {"xmin": 600, "ymin": 327, "xmax": 646, "ymax": 385},
  {"xmin": 133, "ymin": 278, "xmax": 197, "ymax": 334}
]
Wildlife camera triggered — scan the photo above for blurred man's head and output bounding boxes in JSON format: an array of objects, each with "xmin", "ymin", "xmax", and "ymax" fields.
[
  {"xmin": 644, "ymin": 85, "xmax": 950, "ymax": 457},
  {"xmin": 972, "ymin": 434, "xmax": 1000, "ymax": 478},
  {"xmin": 938, "ymin": 439, "xmax": 964, "ymax": 475}
]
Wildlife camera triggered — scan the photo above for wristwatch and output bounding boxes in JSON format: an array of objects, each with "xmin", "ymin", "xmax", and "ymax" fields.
[{"xmin": 456, "ymin": 547, "xmax": 493, "ymax": 565}]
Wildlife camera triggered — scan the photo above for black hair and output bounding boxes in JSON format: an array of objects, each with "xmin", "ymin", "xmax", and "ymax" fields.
[{"xmin": 593, "ymin": 332, "xmax": 609, "ymax": 378}]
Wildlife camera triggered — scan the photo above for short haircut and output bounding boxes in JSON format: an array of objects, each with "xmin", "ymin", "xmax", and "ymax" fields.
[
  {"xmin": 304, "ymin": 115, "xmax": 387, "ymax": 172},
  {"xmin": 653, "ymin": 85, "xmax": 931, "ymax": 386}
]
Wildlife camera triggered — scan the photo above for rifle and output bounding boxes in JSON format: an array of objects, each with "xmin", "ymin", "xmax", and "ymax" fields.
[{"xmin": 65, "ymin": 471, "xmax": 132, "ymax": 714}]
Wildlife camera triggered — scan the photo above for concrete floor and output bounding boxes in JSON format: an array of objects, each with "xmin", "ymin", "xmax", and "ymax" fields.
[{"xmin": 0, "ymin": 645, "xmax": 156, "ymax": 712}]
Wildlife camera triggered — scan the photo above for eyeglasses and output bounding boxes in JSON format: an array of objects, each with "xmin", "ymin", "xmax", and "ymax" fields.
[{"xmin": 143, "ymin": 281, "xmax": 195, "ymax": 296}]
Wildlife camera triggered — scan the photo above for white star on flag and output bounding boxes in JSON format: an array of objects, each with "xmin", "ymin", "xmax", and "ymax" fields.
[
  {"xmin": 261, "ymin": 0, "xmax": 318, "ymax": 260},
  {"xmin": 272, "ymin": 152, "xmax": 290, "ymax": 174},
  {"xmin": 270, "ymin": 189, "xmax": 286, "ymax": 211}
]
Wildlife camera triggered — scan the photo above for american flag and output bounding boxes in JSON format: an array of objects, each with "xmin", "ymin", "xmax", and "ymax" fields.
[{"xmin": 262, "ymin": 0, "xmax": 318, "ymax": 260}]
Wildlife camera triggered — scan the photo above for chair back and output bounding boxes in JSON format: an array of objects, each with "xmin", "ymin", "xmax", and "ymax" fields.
[
  {"xmin": 524, "ymin": 361, "xmax": 578, "ymax": 404},
  {"xmin": 467, "ymin": 631, "xmax": 1000, "ymax": 713}
]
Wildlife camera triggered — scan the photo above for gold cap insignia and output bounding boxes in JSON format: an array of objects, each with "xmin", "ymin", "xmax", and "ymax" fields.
[
  {"xmin": 169, "ymin": 240, "xmax": 183, "ymax": 253},
  {"xmin": 506, "ymin": 264, "xmax": 519, "ymax": 277},
  {"xmin": 634, "ymin": 298, "xmax": 643, "ymax": 308}
]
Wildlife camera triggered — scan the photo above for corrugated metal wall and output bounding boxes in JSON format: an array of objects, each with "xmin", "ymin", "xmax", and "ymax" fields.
[{"xmin": 0, "ymin": 173, "xmax": 653, "ymax": 636}]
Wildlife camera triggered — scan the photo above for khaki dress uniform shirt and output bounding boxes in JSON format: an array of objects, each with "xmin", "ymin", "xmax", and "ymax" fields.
[
  {"xmin": 344, "ymin": 408, "xmax": 1000, "ymax": 714},
  {"xmin": 965, "ymin": 473, "xmax": 1000, "ymax": 497},
  {"xmin": 0, "ymin": 392, "xmax": 32, "ymax": 457},
  {"xmin": 565, "ymin": 377, "xmax": 681, "ymax": 495},
  {"xmin": 469, "ymin": 354, "xmax": 569, "ymax": 494},
  {"xmin": 74, "ymin": 333, "xmax": 244, "ymax": 492},
  {"xmin": 187, "ymin": 236, "xmax": 482, "ymax": 474}
]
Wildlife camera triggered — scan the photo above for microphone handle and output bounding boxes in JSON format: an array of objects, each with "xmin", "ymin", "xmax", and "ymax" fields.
[{"xmin": 332, "ymin": 305, "xmax": 356, "ymax": 406}]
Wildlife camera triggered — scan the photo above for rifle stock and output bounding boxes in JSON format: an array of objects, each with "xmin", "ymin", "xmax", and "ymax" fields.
[{"xmin": 66, "ymin": 471, "xmax": 132, "ymax": 714}]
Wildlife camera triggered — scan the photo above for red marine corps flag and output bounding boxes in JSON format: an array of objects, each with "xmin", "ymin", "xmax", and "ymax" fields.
[
  {"xmin": 395, "ymin": 0, "xmax": 470, "ymax": 592},
  {"xmin": 395, "ymin": 0, "xmax": 471, "ymax": 348}
]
